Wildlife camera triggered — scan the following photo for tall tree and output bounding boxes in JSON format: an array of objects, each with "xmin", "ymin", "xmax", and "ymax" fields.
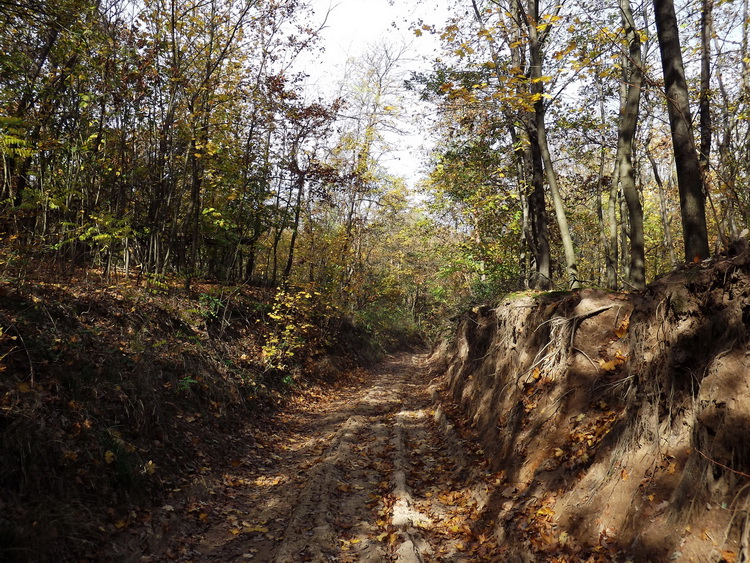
[
  {"xmin": 614, "ymin": 0, "xmax": 645, "ymax": 288},
  {"xmin": 522, "ymin": 0, "xmax": 579, "ymax": 288},
  {"xmin": 469, "ymin": 0, "xmax": 551, "ymax": 289},
  {"xmin": 653, "ymin": 0, "xmax": 710, "ymax": 261}
]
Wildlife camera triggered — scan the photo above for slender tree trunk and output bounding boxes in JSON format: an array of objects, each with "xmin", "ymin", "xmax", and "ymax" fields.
[
  {"xmin": 653, "ymin": 0, "xmax": 710, "ymax": 261},
  {"xmin": 615, "ymin": 0, "xmax": 646, "ymax": 289},
  {"xmin": 283, "ymin": 171, "xmax": 305, "ymax": 280},
  {"xmin": 594, "ymin": 81, "xmax": 609, "ymax": 288},
  {"xmin": 647, "ymin": 146, "xmax": 677, "ymax": 267},
  {"xmin": 527, "ymin": 129, "xmax": 551, "ymax": 288},
  {"xmin": 608, "ymin": 159, "xmax": 620, "ymax": 289},
  {"xmin": 699, "ymin": 0, "xmax": 713, "ymax": 175},
  {"xmin": 526, "ymin": 0, "xmax": 578, "ymax": 288},
  {"xmin": 472, "ymin": 0, "xmax": 550, "ymax": 289},
  {"xmin": 620, "ymin": 194, "xmax": 630, "ymax": 283}
]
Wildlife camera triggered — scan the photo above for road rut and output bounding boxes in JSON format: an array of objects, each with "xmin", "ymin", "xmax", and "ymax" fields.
[{"xmin": 131, "ymin": 354, "xmax": 502, "ymax": 562}]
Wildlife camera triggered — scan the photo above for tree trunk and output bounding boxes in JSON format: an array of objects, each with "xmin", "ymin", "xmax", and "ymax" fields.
[
  {"xmin": 615, "ymin": 0, "xmax": 646, "ymax": 289},
  {"xmin": 653, "ymin": 0, "xmax": 710, "ymax": 261},
  {"xmin": 283, "ymin": 171, "xmax": 305, "ymax": 281},
  {"xmin": 647, "ymin": 146, "xmax": 677, "ymax": 267},
  {"xmin": 527, "ymin": 129, "xmax": 551, "ymax": 289},
  {"xmin": 526, "ymin": 0, "xmax": 578, "ymax": 288},
  {"xmin": 699, "ymin": 0, "xmax": 713, "ymax": 175},
  {"xmin": 594, "ymin": 80, "xmax": 609, "ymax": 288},
  {"xmin": 472, "ymin": 0, "xmax": 550, "ymax": 289}
]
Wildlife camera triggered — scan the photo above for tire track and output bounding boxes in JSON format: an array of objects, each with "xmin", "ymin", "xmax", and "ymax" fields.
[{"xmin": 130, "ymin": 354, "xmax": 502, "ymax": 562}]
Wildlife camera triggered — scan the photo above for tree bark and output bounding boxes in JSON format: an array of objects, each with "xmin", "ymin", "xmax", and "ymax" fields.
[
  {"xmin": 699, "ymin": 0, "xmax": 713, "ymax": 175},
  {"xmin": 653, "ymin": 0, "xmax": 710, "ymax": 261},
  {"xmin": 525, "ymin": 0, "xmax": 579, "ymax": 288},
  {"xmin": 615, "ymin": 0, "xmax": 645, "ymax": 289},
  {"xmin": 472, "ymin": 0, "xmax": 551, "ymax": 289},
  {"xmin": 527, "ymin": 135, "xmax": 551, "ymax": 288}
]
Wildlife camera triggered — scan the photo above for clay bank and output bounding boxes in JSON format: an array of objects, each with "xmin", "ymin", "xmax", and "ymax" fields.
[{"xmin": 430, "ymin": 247, "xmax": 750, "ymax": 562}]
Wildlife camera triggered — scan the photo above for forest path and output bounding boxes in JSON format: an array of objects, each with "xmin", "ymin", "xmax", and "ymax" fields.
[{"xmin": 125, "ymin": 353, "xmax": 503, "ymax": 562}]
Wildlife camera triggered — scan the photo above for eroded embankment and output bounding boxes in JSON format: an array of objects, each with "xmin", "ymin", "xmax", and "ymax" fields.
[{"xmin": 433, "ymin": 250, "xmax": 750, "ymax": 562}]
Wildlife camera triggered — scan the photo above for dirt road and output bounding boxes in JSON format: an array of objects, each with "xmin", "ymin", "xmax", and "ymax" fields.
[{"xmin": 127, "ymin": 354, "xmax": 502, "ymax": 562}]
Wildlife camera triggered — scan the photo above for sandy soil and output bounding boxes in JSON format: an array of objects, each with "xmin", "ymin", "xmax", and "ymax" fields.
[{"xmin": 120, "ymin": 353, "xmax": 502, "ymax": 562}]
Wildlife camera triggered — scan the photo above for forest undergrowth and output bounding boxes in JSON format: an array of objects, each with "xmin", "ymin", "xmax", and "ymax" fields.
[{"xmin": 0, "ymin": 266, "xmax": 385, "ymax": 561}]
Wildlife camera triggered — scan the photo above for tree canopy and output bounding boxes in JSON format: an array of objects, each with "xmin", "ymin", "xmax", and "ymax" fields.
[{"xmin": 1, "ymin": 0, "xmax": 749, "ymax": 336}]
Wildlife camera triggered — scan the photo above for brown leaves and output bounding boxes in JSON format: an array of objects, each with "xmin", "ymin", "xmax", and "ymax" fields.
[
  {"xmin": 614, "ymin": 312, "xmax": 631, "ymax": 339},
  {"xmin": 599, "ymin": 350, "xmax": 628, "ymax": 372}
]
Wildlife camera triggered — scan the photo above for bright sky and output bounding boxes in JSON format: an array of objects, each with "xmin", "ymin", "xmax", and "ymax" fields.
[{"xmin": 297, "ymin": 0, "xmax": 450, "ymax": 187}]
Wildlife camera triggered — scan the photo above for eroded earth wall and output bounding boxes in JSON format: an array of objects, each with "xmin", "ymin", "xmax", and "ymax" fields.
[{"xmin": 435, "ymin": 250, "xmax": 750, "ymax": 561}]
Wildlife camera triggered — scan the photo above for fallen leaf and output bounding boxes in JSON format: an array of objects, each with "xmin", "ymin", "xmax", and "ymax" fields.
[
  {"xmin": 614, "ymin": 313, "xmax": 630, "ymax": 338},
  {"xmin": 599, "ymin": 352, "xmax": 628, "ymax": 371}
]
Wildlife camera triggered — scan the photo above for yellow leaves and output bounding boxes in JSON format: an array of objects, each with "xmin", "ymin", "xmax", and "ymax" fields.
[
  {"xmin": 599, "ymin": 350, "xmax": 628, "ymax": 371},
  {"xmin": 535, "ymin": 505, "xmax": 555, "ymax": 519},
  {"xmin": 340, "ymin": 537, "xmax": 362, "ymax": 550},
  {"xmin": 414, "ymin": 24, "xmax": 432, "ymax": 37},
  {"xmin": 530, "ymin": 75, "xmax": 552, "ymax": 84},
  {"xmin": 552, "ymin": 40, "xmax": 577, "ymax": 61},
  {"xmin": 614, "ymin": 312, "xmax": 631, "ymax": 339},
  {"xmin": 252, "ymin": 474, "xmax": 284, "ymax": 487},
  {"xmin": 104, "ymin": 450, "xmax": 116, "ymax": 464},
  {"xmin": 440, "ymin": 23, "xmax": 459, "ymax": 41}
]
